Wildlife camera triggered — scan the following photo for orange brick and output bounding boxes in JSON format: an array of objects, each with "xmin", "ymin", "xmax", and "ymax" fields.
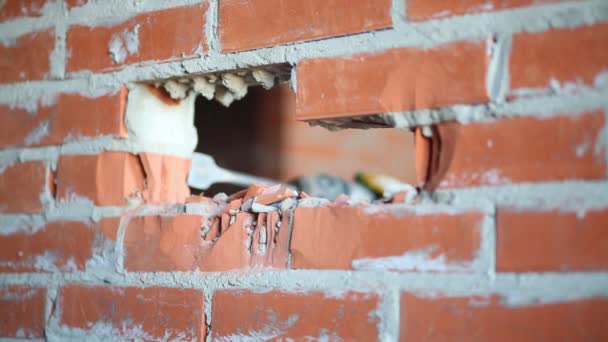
[
  {"xmin": 66, "ymin": 4, "xmax": 207, "ymax": 73},
  {"xmin": 510, "ymin": 24, "xmax": 608, "ymax": 92},
  {"xmin": 58, "ymin": 285, "xmax": 205, "ymax": 340},
  {"xmin": 291, "ymin": 206, "xmax": 483, "ymax": 270},
  {"xmin": 139, "ymin": 153, "xmax": 191, "ymax": 204},
  {"xmin": 0, "ymin": 162, "xmax": 48, "ymax": 213},
  {"xmin": 0, "ymin": 286, "xmax": 46, "ymax": 339},
  {"xmin": 427, "ymin": 111, "xmax": 606, "ymax": 189},
  {"xmin": 212, "ymin": 290, "xmax": 380, "ymax": 340},
  {"xmin": 56, "ymin": 152, "xmax": 145, "ymax": 206},
  {"xmin": 497, "ymin": 208, "xmax": 608, "ymax": 272},
  {"xmin": 0, "ymin": 0, "xmax": 47, "ymax": 20},
  {"xmin": 407, "ymin": 0, "xmax": 567, "ymax": 21},
  {"xmin": 0, "ymin": 29, "xmax": 54, "ymax": 83},
  {"xmin": 123, "ymin": 215, "xmax": 204, "ymax": 272},
  {"xmin": 400, "ymin": 293, "xmax": 608, "ymax": 341},
  {"xmin": 219, "ymin": 0, "xmax": 391, "ymax": 52},
  {"xmin": 0, "ymin": 221, "xmax": 97, "ymax": 273},
  {"xmin": 0, "ymin": 88, "xmax": 127, "ymax": 148},
  {"xmin": 296, "ymin": 41, "xmax": 487, "ymax": 120}
]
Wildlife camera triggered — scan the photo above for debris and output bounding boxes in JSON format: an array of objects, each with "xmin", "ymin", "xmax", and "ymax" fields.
[
  {"xmin": 192, "ymin": 76, "xmax": 215, "ymax": 100},
  {"xmin": 222, "ymin": 73, "xmax": 248, "ymax": 100},
  {"xmin": 163, "ymin": 80, "xmax": 189, "ymax": 99},
  {"xmin": 252, "ymin": 69, "xmax": 275, "ymax": 89}
]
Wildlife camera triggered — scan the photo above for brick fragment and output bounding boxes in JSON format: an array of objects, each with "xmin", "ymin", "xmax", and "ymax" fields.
[
  {"xmin": 0, "ymin": 29, "xmax": 54, "ymax": 83},
  {"xmin": 0, "ymin": 162, "xmax": 48, "ymax": 213},
  {"xmin": 407, "ymin": 0, "xmax": 566, "ymax": 21}
]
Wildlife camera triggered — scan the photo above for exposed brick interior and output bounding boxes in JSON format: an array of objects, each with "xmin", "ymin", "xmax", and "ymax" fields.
[{"xmin": 0, "ymin": 0, "xmax": 607, "ymax": 341}]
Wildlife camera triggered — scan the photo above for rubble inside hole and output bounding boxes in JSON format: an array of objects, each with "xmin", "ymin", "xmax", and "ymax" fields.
[
  {"xmin": 152, "ymin": 64, "xmax": 291, "ymax": 107},
  {"xmin": 185, "ymin": 183, "xmax": 419, "ymax": 254}
]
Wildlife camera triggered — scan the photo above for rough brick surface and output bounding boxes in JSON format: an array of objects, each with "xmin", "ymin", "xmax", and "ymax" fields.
[
  {"xmin": 219, "ymin": 0, "xmax": 392, "ymax": 52},
  {"xmin": 124, "ymin": 215, "xmax": 204, "ymax": 272},
  {"xmin": 510, "ymin": 23, "xmax": 608, "ymax": 92},
  {"xmin": 296, "ymin": 41, "xmax": 487, "ymax": 120},
  {"xmin": 291, "ymin": 206, "xmax": 483, "ymax": 271},
  {"xmin": 0, "ymin": 0, "xmax": 48, "ymax": 20},
  {"xmin": 56, "ymin": 152, "xmax": 145, "ymax": 206},
  {"xmin": 66, "ymin": 4, "xmax": 207, "ymax": 73},
  {"xmin": 497, "ymin": 208, "xmax": 608, "ymax": 272},
  {"xmin": 0, "ymin": 221, "xmax": 96, "ymax": 273},
  {"xmin": 407, "ymin": 0, "xmax": 564, "ymax": 21},
  {"xmin": 0, "ymin": 29, "xmax": 54, "ymax": 83},
  {"xmin": 0, "ymin": 162, "xmax": 48, "ymax": 213},
  {"xmin": 0, "ymin": 286, "xmax": 46, "ymax": 339},
  {"xmin": 0, "ymin": 88, "xmax": 128, "ymax": 148},
  {"xmin": 139, "ymin": 153, "xmax": 191, "ymax": 204},
  {"xmin": 400, "ymin": 293, "xmax": 608, "ymax": 341},
  {"xmin": 58, "ymin": 285, "xmax": 205, "ymax": 340},
  {"xmin": 212, "ymin": 290, "xmax": 380, "ymax": 340},
  {"xmin": 426, "ymin": 111, "xmax": 606, "ymax": 189}
]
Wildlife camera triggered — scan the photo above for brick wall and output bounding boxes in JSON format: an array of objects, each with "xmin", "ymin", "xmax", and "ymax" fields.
[{"xmin": 0, "ymin": 0, "xmax": 607, "ymax": 340}]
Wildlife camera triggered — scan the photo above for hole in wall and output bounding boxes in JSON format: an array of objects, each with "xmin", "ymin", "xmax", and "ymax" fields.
[{"xmin": 140, "ymin": 64, "xmax": 417, "ymax": 200}]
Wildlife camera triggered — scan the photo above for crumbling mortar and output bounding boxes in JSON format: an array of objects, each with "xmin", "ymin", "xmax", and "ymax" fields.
[{"xmin": 205, "ymin": 0, "xmax": 220, "ymax": 54}]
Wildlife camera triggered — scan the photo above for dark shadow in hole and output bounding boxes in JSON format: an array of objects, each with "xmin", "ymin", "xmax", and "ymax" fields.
[{"xmin": 192, "ymin": 86, "xmax": 284, "ymax": 195}]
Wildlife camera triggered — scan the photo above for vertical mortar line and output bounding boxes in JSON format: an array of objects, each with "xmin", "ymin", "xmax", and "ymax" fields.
[
  {"xmin": 284, "ymin": 206, "xmax": 296, "ymax": 269},
  {"xmin": 390, "ymin": 0, "xmax": 407, "ymax": 31},
  {"xmin": 44, "ymin": 282, "xmax": 60, "ymax": 340},
  {"xmin": 377, "ymin": 286, "xmax": 400, "ymax": 342},
  {"xmin": 205, "ymin": 0, "xmax": 220, "ymax": 54},
  {"xmin": 49, "ymin": 2, "xmax": 68, "ymax": 80},
  {"xmin": 483, "ymin": 204, "xmax": 497, "ymax": 283},
  {"xmin": 203, "ymin": 290, "xmax": 214, "ymax": 342},
  {"xmin": 603, "ymin": 106, "xmax": 608, "ymax": 177},
  {"xmin": 486, "ymin": 33, "xmax": 512, "ymax": 107}
]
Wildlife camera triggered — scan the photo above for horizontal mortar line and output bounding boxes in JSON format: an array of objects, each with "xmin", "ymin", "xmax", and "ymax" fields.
[
  {"xmin": 0, "ymin": 137, "xmax": 195, "ymax": 165},
  {"xmin": 1, "ymin": 271, "xmax": 607, "ymax": 297},
  {"xmin": 369, "ymin": 88, "xmax": 608, "ymax": 129},
  {"xmin": 433, "ymin": 180, "xmax": 608, "ymax": 209},
  {"xmin": 0, "ymin": 0, "xmax": 607, "ymax": 101}
]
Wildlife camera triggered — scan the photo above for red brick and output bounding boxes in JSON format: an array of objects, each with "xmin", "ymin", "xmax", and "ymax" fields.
[
  {"xmin": 0, "ymin": 88, "xmax": 127, "ymax": 148},
  {"xmin": 0, "ymin": 286, "xmax": 46, "ymax": 338},
  {"xmin": 212, "ymin": 290, "xmax": 380, "ymax": 340},
  {"xmin": 0, "ymin": 221, "xmax": 97, "ymax": 273},
  {"xmin": 407, "ymin": 0, "xmax": 567, "ymax": 21},
  {"xmin": 139, "ymin": 153, "xmax": 191, "ymax": 204},
  {"xmin": 497, "ymin": 208, "xmax": 608, "ymax": 272},
  {"xmin": 66, "ymin": 4, "xmax": 207, "ymax": 73},
  {"xmin": 0, "ymin": 0, "xmax": 47, "ymax": 20},
  {"xmin": 0, "ymin": 162, "xmax": 48, "ymax": 213},
  {"xmin": 400, "ymin": 293, "xmax": 608, "ymax": 341},
  {"xmin": 425, "ymin": 111, "xmax": 606, "ymax": 189},
  {"xmin": 219, "ymin": 0, "xmax": 391, "ymax": 53},
  {"xmin": 56, "ymin": 152, "xmax": 145, "ymax": 206},
  {"xmin": 291, "ymin": 206, "xmax": 483, "ymax": 271},
  {"xmin": 510, "ymin": 24, "xmax": 608, "ymax": 92},
  {"xmin": 123, "ymin": 215, "xmax": 204, "ymax": 271},
  {"xmin": 198, "ymin": 210, "xmax": 291, "ymax": 271},
  {"xmin": 296, "ymin": 41, "xmax": 487, "ymax": 121},
  {"xmin": 0, "ymin": 29, "xmax": 54, "ymax": 83},
  {"xmin": 58, "ymin": 285, "xmax": 205, "ymax": 340}
]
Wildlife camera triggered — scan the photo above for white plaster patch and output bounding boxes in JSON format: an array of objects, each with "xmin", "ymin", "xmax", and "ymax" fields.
[
  {"xmin": 109, "ymin": 24, "xmax": 140, "ymax": 64},
  {"xmin": 351, "ymin": 246, "xmax": 471, "ymax": 272},
  {"xmin": 124, "ymin": 83, "xmax": 197, "ymax": 156}
]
